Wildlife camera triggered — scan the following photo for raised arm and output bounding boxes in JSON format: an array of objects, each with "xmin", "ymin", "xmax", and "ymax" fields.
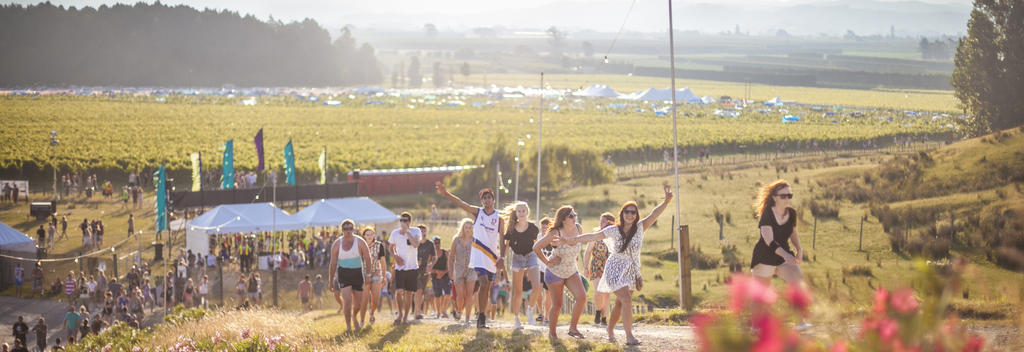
[
  {"xmin": 435, "ymin": 182, "xmax": 479, "ymax": 216},
  {"xmin": 641, "ymin": 185, "xmax": 674, "ymax": 231}
]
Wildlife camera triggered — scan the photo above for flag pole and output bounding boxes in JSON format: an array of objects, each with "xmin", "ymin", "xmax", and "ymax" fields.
[{"xmin": 535, "ymin": 72, "xmax": 543, "ymax": 222}]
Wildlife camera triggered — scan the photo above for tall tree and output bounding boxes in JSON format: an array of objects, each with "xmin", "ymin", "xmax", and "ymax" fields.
[
  {"xmin": 952, "ymin": 0, "xmax": 1024, "ymax": 136},
  {"xmin": 407, "ymin": 56, "xmax": 422, "ymax": 88}
]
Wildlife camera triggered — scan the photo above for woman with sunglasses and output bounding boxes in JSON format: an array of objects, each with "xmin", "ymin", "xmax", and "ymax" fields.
[
  {"xmin": 329, "ymin": 219, "xmax": 372, "ymax": 332},
  {"xmin": 565, "ymin": 185, "xmax": 672, "ymax": 345},
  {"xmin": 533, "ymin": 206, "xmax": 587, "ymax": 340},
  {"xmin": 358, "ymin": 227, "xmax": 385, "ymax": 325},
  {"xmin": 750, "ymin": 180, "xmax": 811, "ymax": 329}
]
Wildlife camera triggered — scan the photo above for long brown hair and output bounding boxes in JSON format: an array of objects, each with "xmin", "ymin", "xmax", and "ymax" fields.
[
  {"xmin": 754, "ymin": 180, "xmax": 791, "ymax": 219},
  {"xmin": 548, "ymin": 206, "xmax": 575, "ymax": 234},
  {"xmin": 616, "ymin": 202, "xmax": 640, "ymax": 253}
]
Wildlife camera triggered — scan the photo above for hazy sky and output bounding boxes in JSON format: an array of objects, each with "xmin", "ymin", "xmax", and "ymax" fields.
[{"xmin": 6, "ymin": 0, "xmax": 973, "ymax": 34}]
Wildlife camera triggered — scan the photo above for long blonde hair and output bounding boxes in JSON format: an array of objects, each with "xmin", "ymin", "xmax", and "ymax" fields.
[
  {"xmin": 754, "ymin": 180, "xmax": 791, "ymax": 219},
  {"xmin": 502, "ymin": 201, "xmax": 529, "ymax": 237},
  {"xmin": 452, "ymin": 218, "xmax": 474, "ymax": 242}
]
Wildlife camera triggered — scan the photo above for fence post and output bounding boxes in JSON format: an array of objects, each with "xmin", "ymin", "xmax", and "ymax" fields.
[
  {"xmin": 678, "ymin": 225, "xmax": 692, "ymax": 310},
  {"xmin": 218, "ymin": 261, "xmax": 224, "ymax": 307},
  {"xmin": 112, "ymin": 253, "xmax": 118, "ymax": 279},
  {"xmin": 859, "ymin": 216, "xmax": 865, "ymax": 251},
  {"xmin": 272, "ymin": 268, "xmax": 278, "ymax": 307}
]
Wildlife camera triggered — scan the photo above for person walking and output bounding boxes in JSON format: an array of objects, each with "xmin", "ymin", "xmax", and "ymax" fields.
[
  {"xmin": 387, "ymin": 213, "xmax": 421, "ymax": 325},
  {"xmin": 502, "ymin": 201, "xmax": 542, "ymax": 329},
  {"xmin": 533, "ymin": 206, "xmax": 587, "ymax": 340},
  {"xmin": 567, "ymin": 185, "xmax": 673, "ymax": 345},
  {"xmin": 413, "ymin": 225, "xmax": 435, "ymax": 320},
  {"xmin": 583, "ymin": 213, "xmax": 616, "ymax": 325},
  {"xmin": 31, "ymin": 317, "xmax": 47, "ymax": 351},
  {"xmin": 429, "ymin": 236, "xmax": 451, "ymax": 319},
  {"xmin": 447, "ymin": 218, "xmax": 476, "ymax": 324},
  {"xmin": 749, "ymin": 180, "xmax": 812, "ymax": 330},
  {"xmin": 329, "ymin": 219, "xmax": 372, "ymax": 332},
  {"xmin": 13, "ymin": 263, "xmax": 24, "ymax": 298},
  {"xmin": 360, "ymin": 228, "xmax": 386, "ymax": 325},
  {"xmin": 435, "ymin": 182, "xmax": 505, "ymax": 329}
]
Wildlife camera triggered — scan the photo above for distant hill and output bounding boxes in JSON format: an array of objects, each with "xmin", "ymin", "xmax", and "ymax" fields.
[{"xmin": 0, "ymin": 2, "xmax": 382, "ymax": 87}]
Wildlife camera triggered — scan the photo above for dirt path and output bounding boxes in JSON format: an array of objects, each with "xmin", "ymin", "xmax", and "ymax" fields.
[{"xmin": 416, "ymin": 315, "xmax": 699, "ymax": 352}]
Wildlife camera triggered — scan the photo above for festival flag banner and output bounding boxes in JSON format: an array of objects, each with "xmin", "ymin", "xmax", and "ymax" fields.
[
  {"xmin": 318, "ymin": 146, "xmax": 327, "ymax": 184},
  {"xmin": 254, "ymin": 128, "xmax": 265, "ymax": 172},
  {"xmin": 190, "ymin": 152, "xmax": 202, "ymax": 192},
  {"xmin": 221, "ymin": 139, "xmax": 234, "ymax": 189},
  {"xmin": 154, "ymin": 165, "xmax": 167, "ymax": 233},
  {"xmin": 284, "ymin": 140, "xmax": 296, "ymax": 186}
]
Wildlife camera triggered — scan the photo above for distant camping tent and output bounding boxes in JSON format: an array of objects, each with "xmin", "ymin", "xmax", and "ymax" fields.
[
  {"xmin": 630, "ymin": 87, "xmax": 700, "ymax": 102},
  {"xmin": 765, "ymin": 97, "xmax": 784, "ymax": 106},
  {"xmin": 572, "ymin": 85, "xmax": 621, "ymax": 98},
  {"xmin": 782, "ymin": 115, "xmax": 801, "ymax": 123},
  {"xmin": 700, "ymin": 96, "xmax": 716, "ymax": 104}
]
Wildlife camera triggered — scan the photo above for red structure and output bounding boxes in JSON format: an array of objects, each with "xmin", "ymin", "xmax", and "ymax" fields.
[{"xmin": 348, "ymin": 165, "xmax": 480, "ymax": 196}]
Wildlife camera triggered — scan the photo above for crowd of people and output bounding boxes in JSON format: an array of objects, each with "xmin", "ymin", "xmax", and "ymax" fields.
[{"xmin": 9, "ymin": 175, "xmax": 811, "ymax": 348}]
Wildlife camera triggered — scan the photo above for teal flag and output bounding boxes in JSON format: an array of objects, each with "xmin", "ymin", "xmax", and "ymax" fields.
[
  {"xmin": 284, "ymin": 140, "xmax": 296, "ymax": 186},
  {"xmin": 154, "ymin": 165, "xmax": 167, "ymax": 233},
  {"xmin": 221, "ymin": 139, "xmax": 234, "ymax": 189}
]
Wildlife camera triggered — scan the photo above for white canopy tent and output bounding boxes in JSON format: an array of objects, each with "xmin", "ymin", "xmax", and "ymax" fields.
[
  {"xmin": 324, "ymin": 197, "xmax": 399, "ymax": 224},
  {"xmin": 185, "ymin": 203, "xmax": 304, "ymax": 256},
  {"xmin": 0, "ymin": 222, "xmax": 35, "ymax": 254},
  {"xmin": 628, "ymin": 87, "xmax": 700, "ymax": 102},
  {"xmin": 292, "ymin": 199, "xmax": 352, "ymax": 227},
  {"xmin": 572, "ymin": 84, "xmax": 622, "ymax": 98}
]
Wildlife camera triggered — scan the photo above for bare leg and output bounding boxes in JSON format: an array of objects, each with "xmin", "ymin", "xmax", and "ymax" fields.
[
  {"xmin": 477, "ymin": 275, "xmax": 491, "ymax": 323},
  {"xmin": 511, "ymin": 269, "xmax": 525, "ymax": 319},
  {"xmin": 565, "ymin": 275, "xmax": 587, "ymax": 335},
  {"xmin": 527, "ymin": 267, "xmax": 542, "ymax": 313},
  {"xmin": 613, "ymin": 288, "xmax": 637, "ymax": 343},
  {"xmin": 341, "ymin": 287, "xmax": 354, "ymax": 331},
  {"xmin": 547, "ymin": 280, "xmax": 565, "ymax": 339},
  {"xmin": 352, "ymin": 289, "xmax": 363, "ymax": 329}
]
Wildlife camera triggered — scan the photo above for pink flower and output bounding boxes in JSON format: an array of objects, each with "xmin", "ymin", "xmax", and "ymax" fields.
[
  {"xmin": 878, "ymin": 317, "xmax": 899, "ymax": 342},
  {"xmin": 785, "ymin": 284, "xmax": 812, "ymax": 315},
  {"xmin": 962, "ymin": 336, "xmax": 984, "ymax": 352},
  {"xmin": 751, "ymin": 313, "xmax": 783, "ymax": 352},
  {"xmin": 873, "ymin": 288, "xmax": 889, "ymax": 314},
  {"xmin": 692, "ymin": 313, "xmax": 717, "ymax": 350},
  {"xmin": 240, "ymin": 328, "xmax": 251, "ymax": 339},
  {"xmin": 829, "ymin": 340, "xmax": 848, "ymax": 352},
  {"xmin": 889, "ymin": 288, "xmax": 919, "ymax": 314},
  {"xmin": 729, "ymin": 275, "xmax": 777, "ymax": 313}
]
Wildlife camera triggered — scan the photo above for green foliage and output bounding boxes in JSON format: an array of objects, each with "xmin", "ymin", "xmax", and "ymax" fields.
[
  {"xmin": 163, "ymin": 305, "xmax": 211, "ymax": 325},
  {"xmin": 66, "ymin": 322, "xmax": 149, "ymax": 352},
  {"xmin": 0, "ymin": 3, "xmax": 381, "ymax": 86},
  {"xmin": 952, "ymin": 0, "xmax": 1024, "ymax": 136}
]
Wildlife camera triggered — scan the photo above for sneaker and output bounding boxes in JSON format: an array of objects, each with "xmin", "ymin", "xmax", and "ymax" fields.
[
  {"xmin": 477, "ymin": 312, "xmax": 489, "ymax": 329},
  {"xmin": 514, "ymin": 316, "xmax": 523, "ymax": 330},
  {"xmin": 602, "ymin": 316, "xmax": 608, "ymax": 325},
  {"xmin": 526, "ymin": 307, "xmax": 535, "ymax": 325},
  {"xmin": 536, "ymin": 314, "xmax": 544, "ymax": 323},
  {"xmin": 594, "ymin": 310, "xmax": 602, "ymax": 325},
  {"xmin": 453, "ymin": 311, "xmax": 461, "ymax": 321}
]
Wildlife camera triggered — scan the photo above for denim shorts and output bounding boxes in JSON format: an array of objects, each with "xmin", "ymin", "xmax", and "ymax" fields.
[{"xmin": 511, "ymin": 252, "xmax": 539, "ymax": 271}]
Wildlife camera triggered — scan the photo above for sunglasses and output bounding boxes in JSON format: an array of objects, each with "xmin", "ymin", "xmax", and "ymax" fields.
[
  {"xmin": 776, "ymin": 193, "xmax": 794, "ymax": 199},
  {"xmin": 342, "ymin": 227, "xmax": 354, "ymax": 231},
  {"xmin": 567, "ymin": 213, "xmax": 577, "ymax": 219},
  {"xmin": 623, "ymin": 209, "xmax": 638, "ymax": 215},
  {"xmin": 400, "ymin": 218, "xmax": 411, "ymax": 223}
]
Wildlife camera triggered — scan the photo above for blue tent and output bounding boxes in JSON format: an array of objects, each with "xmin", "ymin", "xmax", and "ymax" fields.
[{"xmin": 782, "ymin": 115, "xmax": 801, "ymax": 123}]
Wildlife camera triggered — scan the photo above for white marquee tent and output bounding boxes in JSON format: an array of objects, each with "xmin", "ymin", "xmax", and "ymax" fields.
[
  {"xmin": 185, "ymin": 203, "xmax": 304, "ymax": 256},
  {"xmin": 627, "ymin": 87, "xmax": 700, "ymax": 102},
  {"xmin": 0, "ymin": 222, "xmax": 35, "ymax": 254},
  {"xmin": 572, "ymin": 84, "xmax": 622, "ymax": 98}
]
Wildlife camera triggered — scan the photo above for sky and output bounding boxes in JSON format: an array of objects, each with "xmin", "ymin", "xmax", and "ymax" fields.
[{"xmin": 5, "ymin": 0, "xmax": 973, "ymax": 35}]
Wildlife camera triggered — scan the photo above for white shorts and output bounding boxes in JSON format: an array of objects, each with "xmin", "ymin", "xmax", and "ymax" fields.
[
  {"xmin": 751, "ymin": 264, "xmax": 778, "ymax": 278},
  {"xmin": 751, "ymin": 263, "xmax": 802, "ymax": 279}
]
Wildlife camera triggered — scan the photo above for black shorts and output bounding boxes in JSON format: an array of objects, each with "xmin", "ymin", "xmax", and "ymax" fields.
[
  {"xmin": 394, "ymin": 269, "xmax": 418, "ymax": 292},
  {"xmin": 432, "ymin": 277, "xmax": 451, "ymax": 297},
  {"xmin": 334, "ymin": 267, "xmax": 364, "ymax": 292}
]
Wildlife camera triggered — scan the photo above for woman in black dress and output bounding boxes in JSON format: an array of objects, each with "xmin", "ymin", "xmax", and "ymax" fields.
[{"xmin": 749, "ymin": 180, "xmax": 811, "ymax": 329}]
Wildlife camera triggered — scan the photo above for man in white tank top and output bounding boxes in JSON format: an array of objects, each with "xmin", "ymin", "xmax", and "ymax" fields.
[{"xmin": 436, "ymin": 182, "xmax": 505, "ymax": 329}]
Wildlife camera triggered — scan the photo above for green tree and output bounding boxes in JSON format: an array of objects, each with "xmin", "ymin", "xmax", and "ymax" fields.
[
  {"xmin": 407, "ymin": 56, "xmax": 422, "ymax": 88},
  {"xmin": 952, "ymin": 0, "xmax": 1024, "ymax": 136}
]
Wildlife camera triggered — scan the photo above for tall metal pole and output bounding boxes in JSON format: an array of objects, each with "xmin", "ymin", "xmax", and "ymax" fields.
[
  {"xmin": 669, "ymin": 0, "xmax": 692, "ymax": 311},
  {"xmin": 536, "ymin": 73, "xmax": 544, "ymax": 222},
  {"xmin": 514, "ymin": 139, "xmax": 522, "ymax": 202}
]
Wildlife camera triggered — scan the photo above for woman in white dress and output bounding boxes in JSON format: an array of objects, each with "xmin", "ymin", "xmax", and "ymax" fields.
[{"xmin": 566, "ymin": 185, "xmax": 672, "ymax": 346}]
